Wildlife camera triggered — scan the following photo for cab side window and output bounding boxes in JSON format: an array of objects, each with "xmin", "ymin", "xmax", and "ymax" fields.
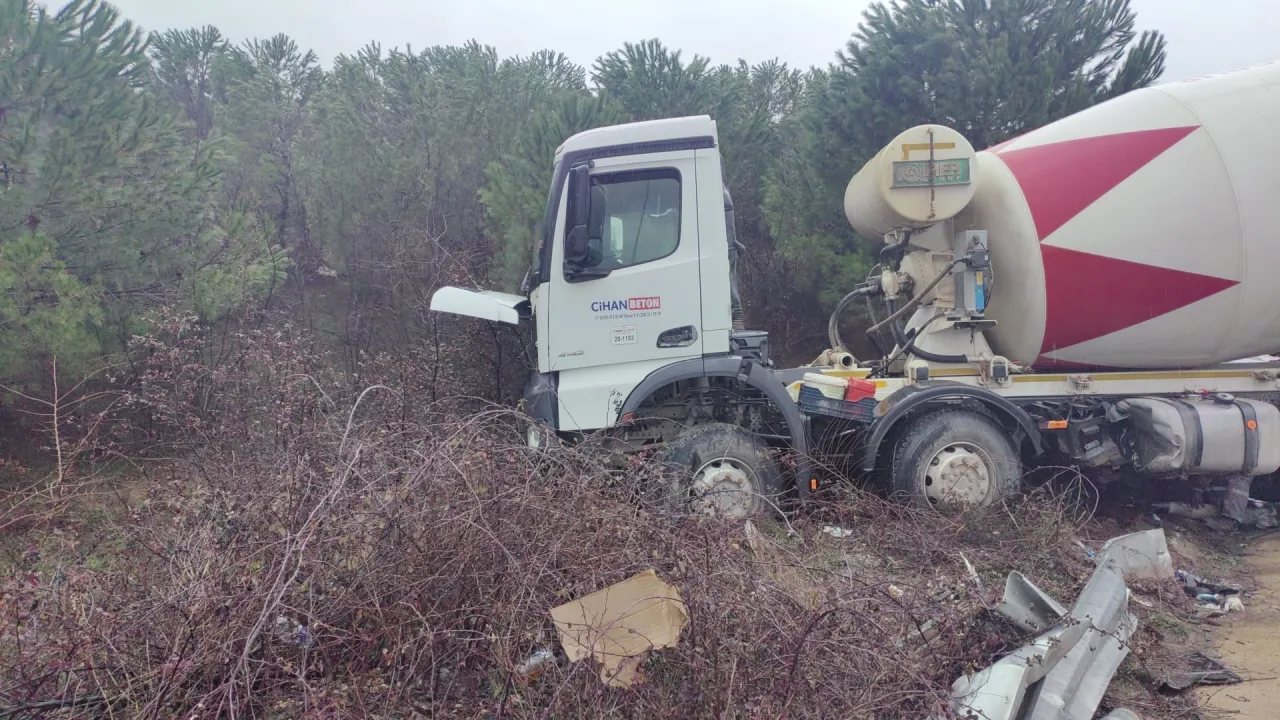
[{"xmin": 581, "ymin": 168, "xmax": 681, "ymax": 271}]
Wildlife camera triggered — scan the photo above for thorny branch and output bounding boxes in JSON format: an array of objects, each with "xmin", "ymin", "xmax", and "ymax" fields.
[{"xmin": 0, "ymin": 313, "xmax": 1192, "ymax": 719}]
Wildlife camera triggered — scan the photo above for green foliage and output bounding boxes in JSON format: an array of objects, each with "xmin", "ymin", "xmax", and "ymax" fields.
[
  {"xmin": 184, "ymin": 216, "xmax": 292, "ymax": 322},
  {"xmin": 0, "ymin": 232, "xmax": 102, "ymax": 377},
  {"xmin": 300, "ymin": 39, "xmax": 602, "ymax": 344},
  {"xmin": 592, "ymin": 39, "xmax": 713, "ymax": 120},
  {"xmin": 148, "ymin": 25, "xmax": 228, "ymax": 138},
  {"xmin": 832, "ymin": 0, "xmax": 1164, "ymax": 153},
  {"xmin": 217, "ymin": 34, "xmax": 324, "ymax": 270},
  {"xmin": 481, "ymin": 92, "xmax": 627, "ymax": 291},
  {"xmin": 0, "ymin": 0, "xmax": 289, "ymax": 386},
  {"xmin": 0, "ymin": 0, "xmax": 1170, "ymax": 382},
  {"xmin": 707, "ymin": 59, "xmax": 806, "ymax": 245}
]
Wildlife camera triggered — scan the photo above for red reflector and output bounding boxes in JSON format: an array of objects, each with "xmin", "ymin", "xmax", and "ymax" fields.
[{"xmin": 1041, "ymin": 420, "xmax": 1069, "ymax": 430}]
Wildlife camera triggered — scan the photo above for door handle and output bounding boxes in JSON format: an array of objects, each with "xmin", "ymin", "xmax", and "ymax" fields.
[{"xmin": 657, "ymin": 325, "xmax": 698, "ymax": 348}]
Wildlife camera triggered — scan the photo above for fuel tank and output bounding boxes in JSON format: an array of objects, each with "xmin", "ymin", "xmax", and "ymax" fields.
[{"xmin": 847, "ymin": 61, "xmax": 1280, "ymax": 370}]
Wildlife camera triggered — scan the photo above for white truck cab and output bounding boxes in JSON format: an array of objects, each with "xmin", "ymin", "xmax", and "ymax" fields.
[{"xmin": 434, "ymin": 115, "xmax": 758, "ymax": 433}]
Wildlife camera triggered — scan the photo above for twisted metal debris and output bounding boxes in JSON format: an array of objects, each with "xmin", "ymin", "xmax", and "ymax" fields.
[{"xmin": 941, "ymin": 529, "xmax": 1173, "ymax": 720}]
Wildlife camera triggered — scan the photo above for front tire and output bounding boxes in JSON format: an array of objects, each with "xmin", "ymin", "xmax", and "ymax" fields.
[
  {"xmin": 652, "ymin": 423, "xmax": 786, "ymax": 518},
  {"xmin": 890, "ymin": 410, "xmax": 1021, "ymax": 510}
]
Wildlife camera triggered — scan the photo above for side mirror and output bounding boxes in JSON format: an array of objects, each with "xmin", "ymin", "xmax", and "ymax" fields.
[
  {"xmin": 564, "ymin": 164, "xmax": 591, "ymax": 265},
  {"xmin": 562, "ymin": 163, "xmax": 608, "ymax": 281}
]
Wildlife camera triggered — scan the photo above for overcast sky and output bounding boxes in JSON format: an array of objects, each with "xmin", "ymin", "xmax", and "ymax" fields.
[{"xmin": 103, "ymin": 0, "xmax": 1279, "ymax": 84}]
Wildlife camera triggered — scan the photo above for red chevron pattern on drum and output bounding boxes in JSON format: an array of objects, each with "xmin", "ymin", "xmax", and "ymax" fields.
[
  {"xmin": 994, "ymin": 125, "xmax": 1200, "ymax": 241},
  {"xmin": 1038, "ymin": 245, "xmax": 1239, "ymax": 356}
]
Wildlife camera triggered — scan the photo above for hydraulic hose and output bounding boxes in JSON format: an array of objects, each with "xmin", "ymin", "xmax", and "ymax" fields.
[
  {"xmin": 885, "ymin": 297, "xmax": 908, "ymax": 347},
  {"xmin": 827, "ymin": 285, "xmax": 877, "ymax": 353},
  {"xmin": 865, "ymin": 257, "xmax": 964, "ymax": 337},
  {"xmin": 863, "ymin": 295, "xmax": 888, "ymax": 358},
  {"xmin": 909, "ymin": 345, "xmax": 969, "ymax": 365},
  {"xmin": 870, "ymin": 313, "xmax": 967, "ymax": 378},
  {"xmin": 880, "ymin": 231, "xmax": 910, "ymax": 266}
]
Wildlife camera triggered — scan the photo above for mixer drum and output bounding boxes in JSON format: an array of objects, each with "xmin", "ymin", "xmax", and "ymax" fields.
[{"xmin": 965, "ymin": 62, "xmax": 1280, "ymax": 369}]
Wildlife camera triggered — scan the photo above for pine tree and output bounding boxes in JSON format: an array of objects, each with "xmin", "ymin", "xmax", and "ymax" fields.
[
  {"xmin": 591, "ymin": 39, "xmax": 712, "ymax": 121},
  {"xmin": 218, "ymin": 34, "xmax": 323, "ymax": 274},
  {"xmin": 0, "ymin": 0, "xmax": 159, "ymax": 379},
  {"xmin": 481, "ymin": 91, "xmax": 626, "ymax": 291},
  {"xmin": 0, "ymin": 0, "xmax": 287, "ymax": 383},
  {"xmin": 148, "ymin": 25, "xmax": 229, "ymax": 140}
]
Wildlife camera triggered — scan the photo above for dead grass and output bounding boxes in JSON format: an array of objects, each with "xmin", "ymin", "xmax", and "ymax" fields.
[
  {"xmin": 2, "ymin": 412, "xmax": 1185, "ymax": 718},
  {"xmin": 0, "ymin": 314, "xmax": 1218, "ymax": 719}
]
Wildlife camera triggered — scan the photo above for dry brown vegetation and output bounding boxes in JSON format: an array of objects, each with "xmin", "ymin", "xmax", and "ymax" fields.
[{"xmin": 0, "ymin": 313, "xmax": 1203, "ymax": 719}]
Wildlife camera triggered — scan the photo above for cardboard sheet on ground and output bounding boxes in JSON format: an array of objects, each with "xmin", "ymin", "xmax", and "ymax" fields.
[{"xmin": 549, "ymin": 569, "xmax": 688, "ymax": 687}]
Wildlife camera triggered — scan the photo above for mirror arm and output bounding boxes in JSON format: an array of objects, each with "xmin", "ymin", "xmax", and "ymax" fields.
[{"xmin": 563, "ymin": 263, "xmax": 610, "ymax": 283}]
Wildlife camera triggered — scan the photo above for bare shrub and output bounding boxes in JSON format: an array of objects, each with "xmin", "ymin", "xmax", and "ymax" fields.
[
  {"xmin": 0, "ymin": 359, "xmax": 127, "ymax": 537},
  {"xmin": 1, "ymin": 318, "xmax": 1106, "ymax": 719}
]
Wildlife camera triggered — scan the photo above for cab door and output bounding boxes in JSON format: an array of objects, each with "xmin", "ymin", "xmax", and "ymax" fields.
[{"xmin": 547, "ymin": 151, "xmax": 704, "ymax": 372}]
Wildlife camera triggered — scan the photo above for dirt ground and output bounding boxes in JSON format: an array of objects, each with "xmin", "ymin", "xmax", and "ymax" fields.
[{"xmin": 1198, "ymin": 531, "xmax": 1280, "ymax": 717}]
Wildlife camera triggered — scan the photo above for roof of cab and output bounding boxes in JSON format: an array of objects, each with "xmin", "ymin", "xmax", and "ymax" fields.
[{"xmin": 555, "ymin": 115, "xmax": 717, "ymax": 158}]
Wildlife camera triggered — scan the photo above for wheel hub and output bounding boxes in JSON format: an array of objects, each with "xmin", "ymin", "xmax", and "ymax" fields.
[
  {"xmin": 688, "ymin": 458, "xmax": 757, "ymax": 518},
  {"xmin": 924, "ymin": 444, "xmax": 993, "ymax": 508}
]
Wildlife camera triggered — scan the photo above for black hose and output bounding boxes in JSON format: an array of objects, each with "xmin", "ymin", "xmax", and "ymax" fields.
[
  {"xmin": 909, "ymin": 345, "xmax": 968, "ymax": 365},
  {"xmin": 880, "ymin": 230, "xmax": 910, "ymax": 265},
  {"xmin": 863, "ymin": 295, "xmax": 887, "ymax": 358},
  {"xmin": 865, "ymin": 257, "xmax": 965, "ymax": 337},
  {"xmin": 891, "ymin": 305, "xmax": 909, "ymax": 347},
  {"xmin": 884, "ymin": 297, "xmax": 908, "ymax": 348},
  {"xmin": 869, "ymin": 313, "xmax": 967, "ymax": 378},
  {"xmin": 828, "ymin": 285, "xmax": 877, "ymax": 353}
]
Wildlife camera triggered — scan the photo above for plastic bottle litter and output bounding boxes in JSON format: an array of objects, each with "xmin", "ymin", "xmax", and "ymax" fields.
[{"xmin": 516, "ymin": 648, "xmax": 556, "ymax": 683}]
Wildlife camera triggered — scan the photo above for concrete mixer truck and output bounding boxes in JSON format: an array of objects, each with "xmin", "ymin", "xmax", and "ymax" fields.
[{"xmin": 430, "ymin": 61, "xmax": 1280, "ymax": 517}]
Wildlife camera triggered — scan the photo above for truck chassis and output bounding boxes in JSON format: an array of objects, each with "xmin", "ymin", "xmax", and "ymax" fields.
[{"xmin": 580, "ymin": 357, "xmax": 1280, "ymax": 516}]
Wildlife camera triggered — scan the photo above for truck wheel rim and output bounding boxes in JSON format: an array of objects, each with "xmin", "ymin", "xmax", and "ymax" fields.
[
  {"xmin": 923, "ymin": 443, "xmax": 994, "ymax": 508},
  {"xmin": 688, "ymin": 458, "xmax": 758, "ymax": 518}
]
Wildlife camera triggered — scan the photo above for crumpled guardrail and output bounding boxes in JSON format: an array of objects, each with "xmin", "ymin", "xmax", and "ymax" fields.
[{"xmin": 939, "ymin": 529, "xmax": 1173, "ymax": 720}]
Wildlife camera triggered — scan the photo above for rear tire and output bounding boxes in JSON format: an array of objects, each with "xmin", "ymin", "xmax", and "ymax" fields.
[
  {"xmin": 652, "ymin": 422, "xmax": 786, "ymax": 518},
  {"xmin": 890, "ymin": 410, "xmax": 1022, "ymax": 510}
]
